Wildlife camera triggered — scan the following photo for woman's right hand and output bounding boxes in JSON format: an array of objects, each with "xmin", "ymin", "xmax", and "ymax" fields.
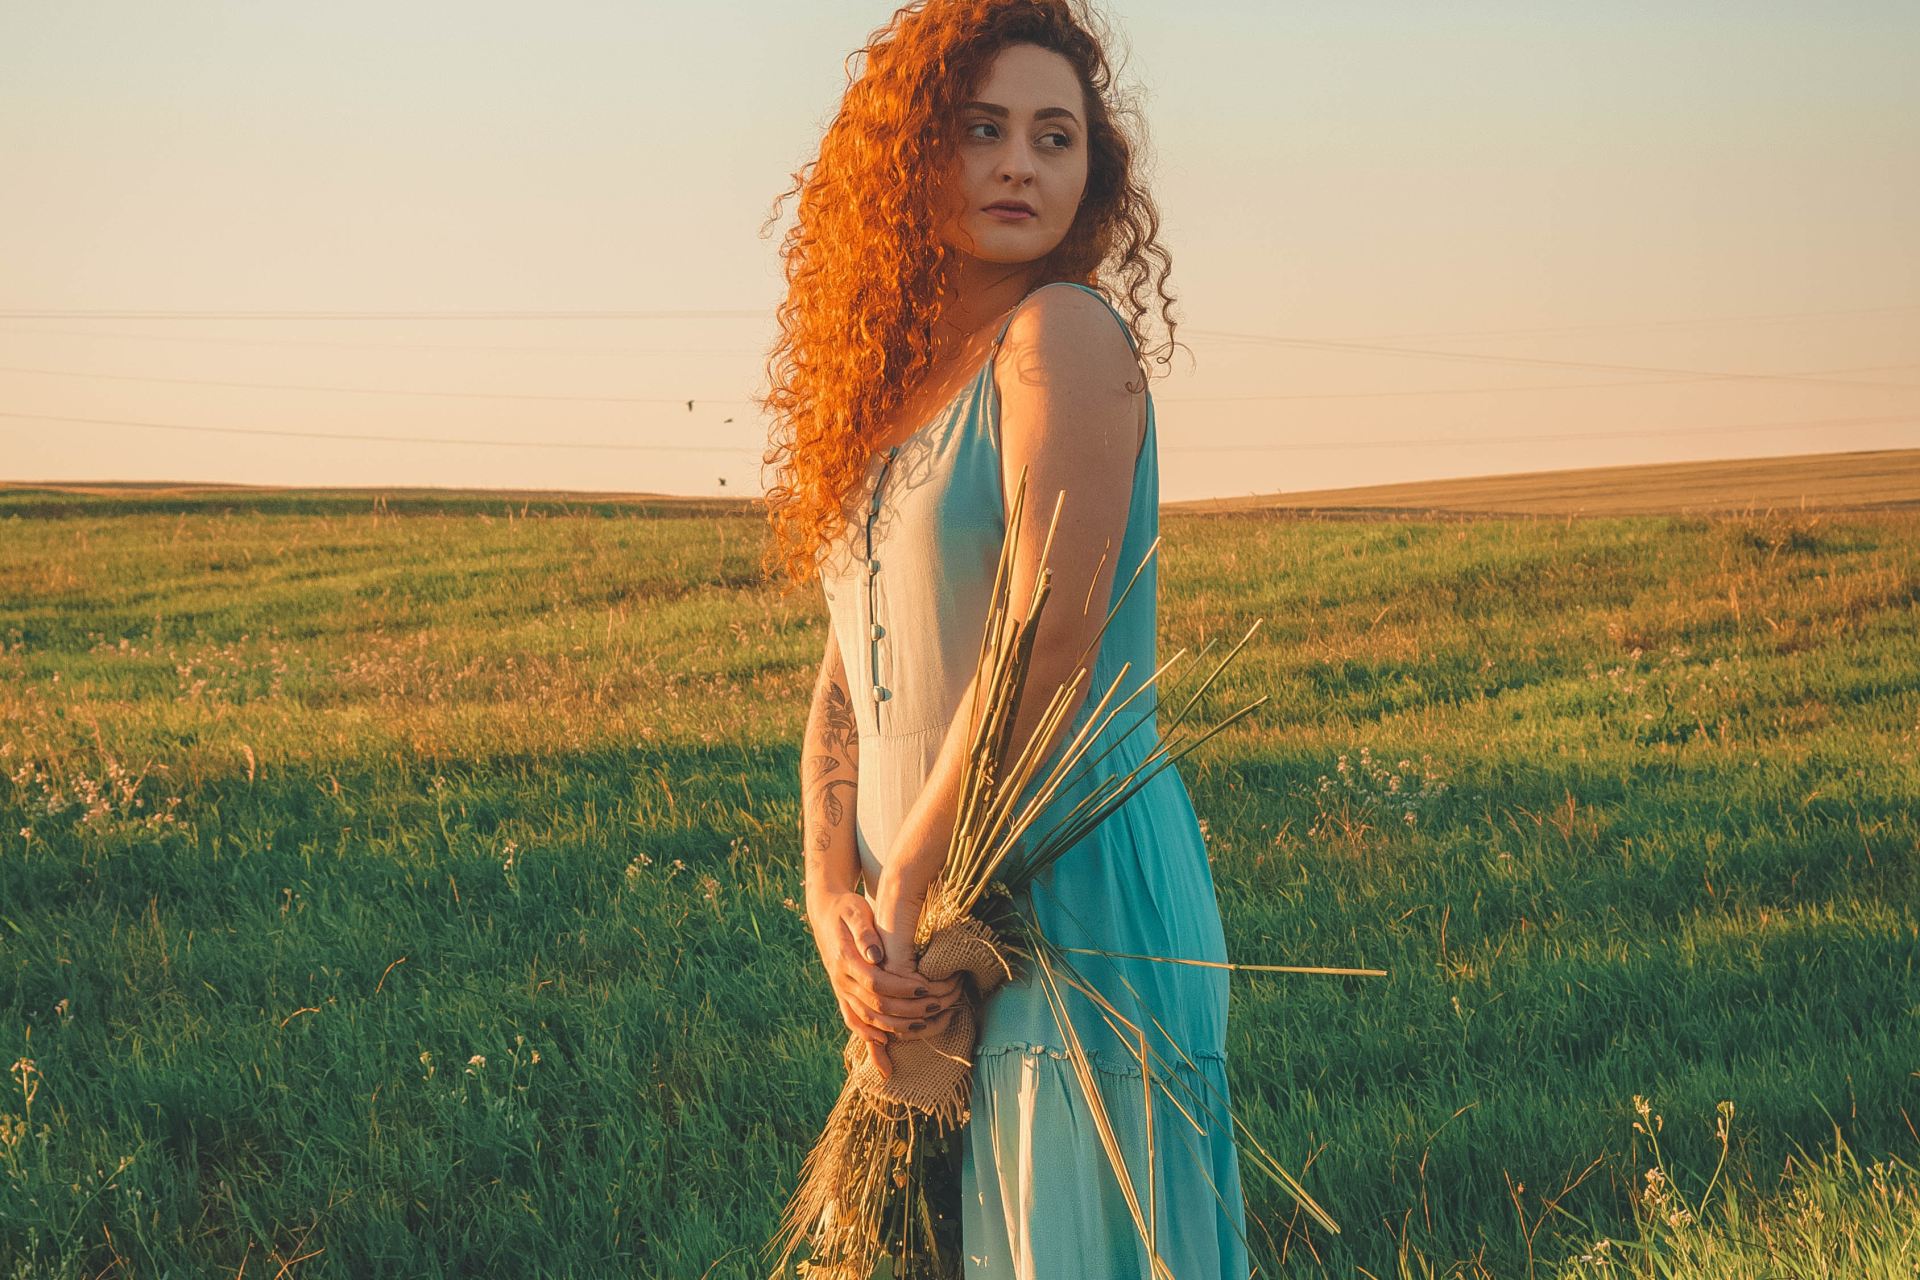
[{"xmin": 808, "ymin": 889, "xmax": 963, "ymax": 1080}]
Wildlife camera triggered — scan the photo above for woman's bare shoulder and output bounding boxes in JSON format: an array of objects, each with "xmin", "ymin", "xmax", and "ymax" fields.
[{"xmin": 993, "ymin": 284, "xmax": 1139, "ymax": 406}]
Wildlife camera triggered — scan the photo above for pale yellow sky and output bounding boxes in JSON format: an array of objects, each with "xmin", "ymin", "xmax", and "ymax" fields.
[{"xmin": 2, "ymin": 1, "xmax": 1916, "ymax": 501}]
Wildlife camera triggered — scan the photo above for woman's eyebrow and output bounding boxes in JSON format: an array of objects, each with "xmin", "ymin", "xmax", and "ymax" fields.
[{"xmin": 959, "ymin": 100, "xmax": 1080, "ymax": 125}]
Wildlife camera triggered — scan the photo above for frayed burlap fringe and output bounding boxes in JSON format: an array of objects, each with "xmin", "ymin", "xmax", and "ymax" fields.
[{"xmin": 768, "ymin": 913, "xmax": 1021, "ymax": 1280}]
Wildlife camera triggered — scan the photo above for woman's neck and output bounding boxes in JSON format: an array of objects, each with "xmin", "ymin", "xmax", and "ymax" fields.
[{"xmin": 932, "ymin": 256, "xmax": 1038, "ymax": 345}]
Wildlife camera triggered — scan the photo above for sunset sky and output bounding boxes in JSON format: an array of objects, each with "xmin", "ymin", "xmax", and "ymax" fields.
[{"xmin": 2, "ymin": 1, "xmax": 1915, "ymax": 502}]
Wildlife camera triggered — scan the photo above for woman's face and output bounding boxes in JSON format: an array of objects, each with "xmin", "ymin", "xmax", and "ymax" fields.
[{"xmin": 935, "ymin": 42, "xmax": 1091, "ymax": 269}]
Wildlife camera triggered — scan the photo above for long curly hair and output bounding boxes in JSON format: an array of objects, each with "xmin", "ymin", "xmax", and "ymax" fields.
[{"xmin": 754, "ymin": 0, "xmax": 1182, "ymax": 595}]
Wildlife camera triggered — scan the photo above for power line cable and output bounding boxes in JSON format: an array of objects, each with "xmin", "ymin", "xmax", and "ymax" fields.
[
  {"xmin": 0, "ymin": 411, "xmax": 750, "ymax": 453},
  {"xmin": 1164, "ymin": 365, "xmax": 1920, "ymax": 402},
  {"xmin": 0, "ymin": 324, "xmax": 766, "ymax": 356},
  {"xmin": 1166, "ymin": 414, "xmax": 1918, "ymax": 452},
  {"xmin": 1281, "ymin": 302, "xmax": 1920, "ymax": 343},
  {"xmin": 1183, "ymin": 328, "xmax": 1920, "ymax": 391},
  {"xmin": 2, "ymin": 298, "xmax": 1913, "ymax": 336},
  {"xmin": 4, "ymin": 359, "xmax": 1917, "ymax": 406},
  {"xmin": 6, "ymin": 308, "xmax": 1916, "ymax": 395},
  {"xmin": 0, "ymin": 363, "xmax": 728, "ymax": 405},
  {"xmin": 5, "ymin": 320, "xmax": 1916, "ymax": 395},
  {"xmin": 3, "ymin": 408, "xmax": 1910, "ymax": 454},
  {"xmin": 0, "ymin": 308, "xmax": 765, "ymax": 321}
]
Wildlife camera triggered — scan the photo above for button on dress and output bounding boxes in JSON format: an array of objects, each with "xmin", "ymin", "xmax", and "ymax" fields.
[{"xmin": 816, "ymin": 281, "xmax": 1252, "ymax": 1278}]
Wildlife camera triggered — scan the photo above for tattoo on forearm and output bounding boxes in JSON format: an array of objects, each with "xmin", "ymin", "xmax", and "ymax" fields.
[
  {"xmin": 805, "ymin": 678, "xmax": 859, "ymax": 853},
  {"xmin": 823, "ymin": 681, "xmax": 857, "ymax": 756},
  {"xmin": 809, "ymin": 779, "xmax": 855, "ymax": 850},
  {"xmin": 805, "ymin": 754, "xmax": 856, "ymax": 851}
]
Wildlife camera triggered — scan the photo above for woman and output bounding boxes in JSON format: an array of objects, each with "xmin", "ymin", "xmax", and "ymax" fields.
[{"xmin": 760, "ymin": 1, "xmax": 1250, "ymax": 1273}]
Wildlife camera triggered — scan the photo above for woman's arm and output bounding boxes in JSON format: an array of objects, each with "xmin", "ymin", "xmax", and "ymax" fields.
[
  {"xmin": 801, "ymin": 627, "xmax": 863, "ymax": 911},
  {"xmin": 803, "ymin": 625, "xmax": 964, "ymax": 1076},
  {"xmin": 870, "ymin": 287, "xmax": 1146, "ymax": 965}
]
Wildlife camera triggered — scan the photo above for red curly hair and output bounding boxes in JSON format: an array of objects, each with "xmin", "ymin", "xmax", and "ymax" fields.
[{"xmin": 754, "ymin": 0, "xmax": 1182, "ymax": 595}]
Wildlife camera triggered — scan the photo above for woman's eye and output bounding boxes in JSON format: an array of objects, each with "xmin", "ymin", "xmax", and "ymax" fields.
[{"xmin": 965, "ymin": 122, "xmax": 1073, "ymax": 150}]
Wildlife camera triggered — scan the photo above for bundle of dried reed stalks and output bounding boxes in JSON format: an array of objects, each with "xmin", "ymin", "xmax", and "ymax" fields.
[{"xmin": 767, "ymin": 467, "xmax": 1383, "ymax": 1280}]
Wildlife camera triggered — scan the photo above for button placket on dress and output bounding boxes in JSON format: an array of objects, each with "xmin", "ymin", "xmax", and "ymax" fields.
[{"xmin": 863, "ymin": 444, "xmax": 901, "ymax": 726}]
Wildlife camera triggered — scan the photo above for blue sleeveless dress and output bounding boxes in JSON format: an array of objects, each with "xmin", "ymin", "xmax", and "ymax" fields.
[{"xmin": 817, "ymin": 281, "xmax": 1251, "ymax": 1279}]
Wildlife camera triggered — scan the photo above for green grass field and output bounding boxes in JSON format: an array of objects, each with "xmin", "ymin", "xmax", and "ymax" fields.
[{"xmin": 1, "ymin": 486, "xmax": 1916, "ymax": 1278}]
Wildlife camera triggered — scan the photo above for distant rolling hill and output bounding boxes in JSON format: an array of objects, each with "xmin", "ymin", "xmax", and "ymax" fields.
[
  {"xmin": 1164, "ymin": 448, "xmax": 1920, "ymax": 517},
  {"xmin": 0, "ymin": 480, "xmax": 738, "ymax": 520},
  {"xmin": 9, "ymin": 448, "xmax": 1918, "ymax": 518}
]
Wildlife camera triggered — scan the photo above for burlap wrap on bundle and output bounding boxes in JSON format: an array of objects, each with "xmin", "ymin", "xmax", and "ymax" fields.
[{"xmin": 841, "ymin": 913, "xmax": 1019, "ymax": 1127}]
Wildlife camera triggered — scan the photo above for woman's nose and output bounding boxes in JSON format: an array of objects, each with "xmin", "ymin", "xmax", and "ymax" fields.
[{"xmin": 997, "ymin": 138, "xmax": 1038, "ymax": 183}]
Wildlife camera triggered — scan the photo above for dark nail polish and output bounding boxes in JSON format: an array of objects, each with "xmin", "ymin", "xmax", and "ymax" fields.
[
  {"xmin": 914, "ymin": 987, "xmax": 928, "ymax": 997},
  {"xmin": 926, "ymin": 1002, "xmax": 940, "ymax": 1013},
  {"xmin": 909, "ymin": 1021, "xmax": 926, "ymax": 1031}
]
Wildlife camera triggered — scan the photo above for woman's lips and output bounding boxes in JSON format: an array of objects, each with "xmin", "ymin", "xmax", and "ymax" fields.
[{"xmin": 983, "ymin": 206, "xmax": 1035, "ymax": 221}]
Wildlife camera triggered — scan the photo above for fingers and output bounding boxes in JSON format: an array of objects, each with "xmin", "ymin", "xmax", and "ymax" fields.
[
  {"xmin": 838, "ymin": 996, "xmax": 890, "ymax": 1048},
  {"xmin": 837, "ymin": 978, "xmax": 946, "ymax": 1040},
  {"xmin": 838, "ymin": 896, "xmax": 887, "ymax": 967},
  {"xmin": 836, "ymin": 901, "xmax": 957, "ymax": 996},
  {"xmin": 840, "ymin": 976, "xmax": 968, "ymax": 1033},
  {"xmin": 843, "ymin": 966, "xmax": 963, "ymax": 1017},
  {"xmin": 838, "ymin": 961, "xmax": 963, "ymax": 1028},
  {"xmin": 850, "ymin": 1002, "xmax": 948, "ymax": 1034},
  {"xmin": 840, "ymin": 985, "xmax": 941, "ymax": 1033},
  {"xmin": 838, "ymin": 933, "xmax": 960, "ymax": 1001},
  {"xmin": 869, "ymin": 1036, "xmax": 893, "ymax": 1081},
  {"xmin": 824, "ymin": 906, "xmax": 967, "ymax": 1033},
  {"xmin": 889, "ymin": 1004, "xmax": 961, "ymax": 1043},
  {"xmin": 839, "ymin": 990, "xmax": 897, "ymax": 1040}
]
